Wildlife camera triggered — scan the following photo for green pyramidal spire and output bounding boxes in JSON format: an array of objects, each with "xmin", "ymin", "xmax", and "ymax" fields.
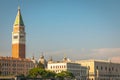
[{"xmin": 14, "ymin": 6, "xmax": 24, "ymax": 26}]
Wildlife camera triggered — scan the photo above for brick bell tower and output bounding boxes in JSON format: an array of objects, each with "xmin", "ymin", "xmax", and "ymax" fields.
[{"xmin": 12, "ymin": 6, "xmax": 26, "ymax": 58}]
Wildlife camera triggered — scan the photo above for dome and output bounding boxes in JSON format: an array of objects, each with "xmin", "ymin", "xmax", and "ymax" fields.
[
  {"xmin": 31, "ymin": 56, "xmax": 37, "ymax": 64},
  {"xmin": 38, "ymin": 55, "xmax": 47, "ymax": 68},
  {"xmin": 63, "ymin": 57, "xmax": 71, "ymax": 62}
]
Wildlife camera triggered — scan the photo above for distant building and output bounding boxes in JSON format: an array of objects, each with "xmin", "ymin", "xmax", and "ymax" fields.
[
  {"xmin": 38, "ymin": 54, "xmax": 47, "ymax": 68},
  {"xmin": 12, "ymin": 6, "xmax": 26, "ymax": 59},
  {"xmin": 48, "ymin": 57, "xmax": 53, "ymax": 63},
  {"xmin": 47, "ymin": 57, "xmax": 87, "ymax": 80},
  {"xmin": 76, "ymin": 60, "xmax": 120, "ymax": 80},
  {"xmin": 0, "ymin": 6, "xmax": 35, "ymax": 76},
  {"xmin": 0, "ymin": 56, "xmax": 34, "ymax": 76},
  {"xmin": 31, "ymin": 56, "xmax": 38, "ymax": 68},
  {"xmin": 62, "ymin": 56, "xmax": 71, "ymax": 62}
]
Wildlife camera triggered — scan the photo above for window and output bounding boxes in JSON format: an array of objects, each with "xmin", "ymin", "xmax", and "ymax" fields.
[
  {"xmin": 116, "ymin": 69, "xmax": 118, "ymax": 72},
  {"xmin": 14, "ymin": 36, "xmax": 18, "ymax": 39},
  {"xmin": 20, "ymin": 35, "xmax": 24, "ymax": 38},
  {"xmin": 96, "ymin": 66, "xmax": 98, "ymax": 69},
  {"xmin": 51, "ymin": 66, "xmax": 52, "ymax": 69},
  {"xmin": 101, "ymin": 66, "xmax": 103, "ymax": 70},
  {"xmin": 112, "ymin": 67, "xmax": 114, "ymax": 71},
  {"xmin": 109, "ymin": 68, "xmax": 111, "ymax": 71},
  {"xmin": 105, "ymin": 67, "xmax": 107, "ymax": 71},
  {"xmin": 64, "ymin": 65, "xmax": 66, "ymax": 68}
]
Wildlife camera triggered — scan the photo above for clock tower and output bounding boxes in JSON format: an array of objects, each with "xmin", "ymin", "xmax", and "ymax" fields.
[{"xmin": 12, "ymin": 6, "xmax": 26, "ymax": 58}]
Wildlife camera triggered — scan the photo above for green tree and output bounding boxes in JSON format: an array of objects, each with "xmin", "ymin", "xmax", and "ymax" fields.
[
  {"xmin": 27, "ymin": 68, "xmax": 56, "ymax": 79},
  {"xmin": 44, "ymin": 70, "xmax": 56, "ymax": 78},
  {"xmin": 56, "ymin": 72, "xmax": 64, "ymax": 80},
  {"xmin": 56, "ymin": 71, "xmax": 75, "ymax": 80},
  {"xmin": 27, "ymin": 68, "xmax": 44, "ymax": 78}
]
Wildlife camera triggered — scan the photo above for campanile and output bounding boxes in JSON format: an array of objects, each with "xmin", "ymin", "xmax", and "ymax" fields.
[{"xmin": 12, "ymin": 6, "xmax": 26, "ymax": 58}]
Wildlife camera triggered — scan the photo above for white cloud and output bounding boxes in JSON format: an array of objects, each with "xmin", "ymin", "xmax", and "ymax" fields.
[
  {"xmin": 1, "ymin": 47, "xmax": 120, "ymax": 63},
  {"xmin": 92, "ymin": 48, "xmax": 120, "ymax": 54},
  {"xmin": 45, "ymin": 48, "xmax": 120, "ymax": 62},
  {"xmin": 91, "ymin": 48, "xmax": 120, "ymax": 59}
]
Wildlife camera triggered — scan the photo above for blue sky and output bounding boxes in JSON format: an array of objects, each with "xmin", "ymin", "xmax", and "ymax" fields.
[{"xmin": 0, "ymin": 0, "xmax": 120, "ymax": 61}]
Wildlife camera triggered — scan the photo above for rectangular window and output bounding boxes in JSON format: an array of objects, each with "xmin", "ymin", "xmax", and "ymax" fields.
[
  {"xmin": 20, "ymin": 36, "xmax": 24, "ymax": 38},
  {"xmin": 14, "ymin": 36, "xmax": 18, "ymax": 39}
]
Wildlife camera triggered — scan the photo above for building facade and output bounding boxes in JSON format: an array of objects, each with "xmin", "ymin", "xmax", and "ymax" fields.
[
  {"xmin": 0, "ymin": 56, "xmax": 34, "ymax": 76},
  {"xmin": 76, "ymin": 60, "xmax": 120, "ymax": 80},
  {"xmin": 47, "ymin": 62, "xmax": 87, "ymax": 80},
  {"xmin": 12, "ymin": 6, "xmax": 26, "ymax": 58}
]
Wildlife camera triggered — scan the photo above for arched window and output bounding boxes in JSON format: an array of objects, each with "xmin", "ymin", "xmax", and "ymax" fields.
[
  {"xmin": 96, "ymin": 66, "xmax": 98, "ymax": 69},
  {"xmin": 101, "ymin": 66, "xmax": 103, "ymax": 70}
]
